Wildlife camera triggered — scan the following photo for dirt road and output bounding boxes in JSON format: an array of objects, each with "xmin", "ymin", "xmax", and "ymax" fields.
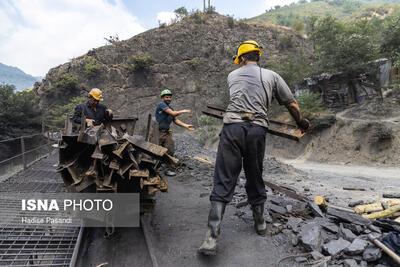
[{"xmin": 280, "ymin": 159, "xmax": 400, "ymax": 207}]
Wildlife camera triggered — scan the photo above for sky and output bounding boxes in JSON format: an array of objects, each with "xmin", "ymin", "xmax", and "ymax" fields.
[{"xmin": 0, "ymin": 0, "xmax": 298, "ymax": 77}]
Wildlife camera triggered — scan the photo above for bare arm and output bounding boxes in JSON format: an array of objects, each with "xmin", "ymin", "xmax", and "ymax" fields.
[
  {"xmin": 285, "ymin": 100, "xmax": 311, "ymax": 133},
  {"xmin": 164, "ymin": 108, "xmax": 191, "ymax": 117},
  {"xmin": 173, "ymin": 117, "xmax": 195, "ymax": 131},
  {"xmin": 285, "ymin": 100, "xmax": 302, "ymax": 124}
]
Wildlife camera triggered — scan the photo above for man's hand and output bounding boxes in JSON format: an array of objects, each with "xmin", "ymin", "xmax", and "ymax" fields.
[
  {"xmin": 179, "ymin": 109, "xmax": 191, "ymax": 115},
  {"xmin": 106, "ymin": 109, "xmax": 113, "ymax": 115},
  {"xmin": 186, "ymin": 124, "xmax": 195, "ymax": 131},
  {"xmin": 86, "ymin": 118, "xmax": 94, "ymax": 127},
  {"xmin": 297, "ymin": 119, "xmax": 311, "ymax": 133}
]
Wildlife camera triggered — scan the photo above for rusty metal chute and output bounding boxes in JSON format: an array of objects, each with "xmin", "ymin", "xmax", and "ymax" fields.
[{"xmin": 57, "ymin": 116, "xmax": 176, "ymax": 213}]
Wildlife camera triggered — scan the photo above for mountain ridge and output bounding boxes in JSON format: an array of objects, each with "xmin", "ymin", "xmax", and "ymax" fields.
[{"xmin": 0, "ymin": 62, "xmax": 42, "ymax": 91}]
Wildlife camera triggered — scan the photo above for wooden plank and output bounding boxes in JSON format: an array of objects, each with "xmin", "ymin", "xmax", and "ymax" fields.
[
  {"xmin": 202, "ymin": 106, "xmax": 305, "ymax": 141},
  {"xmin": 124, "ymin": 134, "xmax": 168, "ymax": 157},
  {"xmin": 129, "ymin": 169, "xmax": 150, "ymax": 178}
]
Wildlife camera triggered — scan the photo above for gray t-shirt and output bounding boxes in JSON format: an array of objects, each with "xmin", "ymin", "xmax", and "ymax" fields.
[{"xmin": 224, "ymin": 63, "xmax": 295, "ymax": 128}]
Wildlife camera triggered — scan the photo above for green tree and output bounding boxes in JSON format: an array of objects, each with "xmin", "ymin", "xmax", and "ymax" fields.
[
  {"xmin": 310, "ymin": 16, "xmax": 378, "ymax": 74},
  {"xmin": 291, "ymin": 19, "xmax": 305, "ymax": 35},
  {"xmin": 381, "ymin": 13, "xmax": 400, "ymax": 65},
  {"xmin": 47, "ymin": 96, "xmax": 86, "ymax": 128},
  {"xmin": 0, "ymin": 85, "xmax": 42, "ymax": 138},
  {"xmin": 174, "ymin": 7, "xmax": 188, "ymax": 19}
]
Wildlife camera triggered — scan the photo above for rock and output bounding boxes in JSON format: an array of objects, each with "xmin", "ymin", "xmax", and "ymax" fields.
[
  {"xmin": 295, "ymin": 257, "xmax": 308, "ymax": 263},
  {"xmin": 299, "ymin": 223, "xmax": 323, "ymax": 252},
  {"xmin": 367, "ymin": 225, "xmax": 381, "ymax": 234},
  {"xmin": 339, "ymin": 223, "xmax": 357, "ymax": 242},
  {"xmin": 362, "ymin": 247, "xmax": 381, "ymax": 262},
  {"xmin": 286, "ymin": 204, "xmax": 293, "ymax": 212},
  {"xmin": 269, "ymin": 203, "xmax": 286, "ymax": 215},
  {"xmin": 291, "ymin": 235, "xmax": 299, "ymax": 246},
  {"xmin": 327, "ymin": 209, "xmax": 371, "ymax": 226},
  {"xmin": 359, "ymin": 261, "xmax": 367, "ymax": 267},
  {"xmin": 286, "ymin": 217, "xmax": 303, "ymax": 232},
  {"xmin": 321, "ymin": 229, "xmax": 338, "ymax": 243},
  {"xmin": 345, "ymin": 238, "xmax": 369, "ymax": 256},
  {"xmin": 165, "ymin": 170, "xmax": 176, "ymax": 176},
  {"xmin": 304, "ymin": 187, "xmax": 310, "ymax": 191},
  {"xmin": 235, "ymin": 200, "xmax": 248, "ymax": 208},
  {"xmin": 343, "ymin": 223, "xmax": 363, "ymax": 235},
  {"xmin": 299, "ymin": 223, "xmax": 323, "ymax": 251},
  {"xmin": 323, "ymin": 224, "xmax": 339, "ymax": 234},
  {"xmin": 311, "ymin": 250, "xmax": 324, "ymax": 261},
  {"xmin": 199, "ymin": 192, "xmax": 208, "ymax": 198},
  {"xmin": 323, "ymin": 238, "xmax": 351, "ymax": 256},
  {"xmin": 343, "ymin": 259, "xmax": 359, "ymax": 267},
  {"xmin": 349, "ymin": 200, "xmax": 364, "ymax": 207}
]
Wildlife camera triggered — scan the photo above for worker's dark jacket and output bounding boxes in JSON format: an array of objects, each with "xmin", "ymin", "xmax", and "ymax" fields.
[{"xmin": 72, "ymin": 101, "xmax": 113, "ymax": 126}]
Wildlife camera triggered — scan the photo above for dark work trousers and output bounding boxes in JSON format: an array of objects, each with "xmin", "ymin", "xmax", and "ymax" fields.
[
  {"xmin": 210, "ymin": 122, "xmax": 267, "ymax": 206},
  {"xmin": 159, "ymin": 130, "xmax": 175, "ymax": 156}
]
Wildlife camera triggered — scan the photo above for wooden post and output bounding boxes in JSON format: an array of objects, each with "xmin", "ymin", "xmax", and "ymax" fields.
[
  {"xmin": 145, "ymin": 114, "xmax": 152, "ymax": 142},
  {"xmin": 47, "ymin": 129, "xmax": 52, "ymax": 156},
  {"xmin": 208, "ymin": 0, "xmax": 210, "ymax": 11},
  {"xmin": 21, "ymin": 137, "xmax": 26, "ymax": 170}
]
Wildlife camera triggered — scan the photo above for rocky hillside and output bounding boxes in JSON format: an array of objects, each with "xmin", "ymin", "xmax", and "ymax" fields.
[{"xmin": 34, "ymin": 13, "xmax": 312, "ymax": 132}]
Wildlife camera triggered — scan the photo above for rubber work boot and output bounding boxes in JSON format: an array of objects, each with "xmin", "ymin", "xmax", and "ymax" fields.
[
  {"xmin": 252, "ymin": 204, "xmax": 267, "ymax": 236},
  {"xmin": 198, "ymin": 201, "xmax": 226, "ymax": 256}
]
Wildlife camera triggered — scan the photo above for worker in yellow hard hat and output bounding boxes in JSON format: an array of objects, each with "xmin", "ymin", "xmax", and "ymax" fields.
[
  {"xmin": 198, "ymin": 40, "xmax": 311, "ymax": 256},
  {"xmin": 72, "ymin": 88, "xmax": 113, "ymax": 126}
]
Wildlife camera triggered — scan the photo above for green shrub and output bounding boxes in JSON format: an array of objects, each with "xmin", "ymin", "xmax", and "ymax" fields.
[
  {"xmin": 278, "ymin": 35, "xmax": 295, "ymax": 50},
  {"xmin": 130, "ymin": 55, "xmax": 155, "ymax": 72},
  {"xmin": 47, "ymin": 96, "xmax": 86, "ymax": 128},
  {"xmin": 296, "ymin": 93, "xmax": 324, "ymax": 119},
  {"xmin": 84, "ymin": 57, "xmax": 101, "ymax": 78},
  {"xmin": 53, "ymin": 73, "xmax": 78, "ymax": 92},
  {"xmin": 187, "ymin": 57, "xmax": 201, "ymax": 69}
]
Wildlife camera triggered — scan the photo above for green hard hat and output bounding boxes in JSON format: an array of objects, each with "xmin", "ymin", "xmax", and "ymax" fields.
[{"xmin": 160, "ymin": 89, "xmax": 172, "ymax": 97}]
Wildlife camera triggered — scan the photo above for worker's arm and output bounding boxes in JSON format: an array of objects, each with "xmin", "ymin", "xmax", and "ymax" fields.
[
  {"xmin": 72, "ymin": 104, "xmax": 83, "ymax": 124},
  {"xmin": 105, "ymin": 108, "xmax": 113, "ymax": 121},
  {"xmin": 163, "ymin": 108, "xmax": 191, "ymax": 117},
  {"xmin": 285, "ymin": 100, "xmax": 311, "ymax": 133},
  {"xmin": 173, "ymin": 117, "xmax": 195, "ymax": 131}
]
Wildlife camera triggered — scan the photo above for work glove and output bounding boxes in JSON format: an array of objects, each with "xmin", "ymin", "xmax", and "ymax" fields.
[{"xmin": 297, "ymin": 119, "xmax": 311, "ymax": 133}]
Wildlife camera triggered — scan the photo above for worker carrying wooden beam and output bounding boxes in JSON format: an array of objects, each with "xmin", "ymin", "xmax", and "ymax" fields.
[{"xmin": 198, "ymin": 40, "xmax": 311, "ymax": 256}]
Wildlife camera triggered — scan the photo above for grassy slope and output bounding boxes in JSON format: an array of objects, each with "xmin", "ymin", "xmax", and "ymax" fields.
[{"xmin": 248, "ymin": 0, "xmax": 400, "ymax": 26}]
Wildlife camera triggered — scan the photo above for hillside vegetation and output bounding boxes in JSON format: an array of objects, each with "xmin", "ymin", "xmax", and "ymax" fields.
[{"xmin": 249, "ymin": 0, "xmax": 400, "ymax": 31}]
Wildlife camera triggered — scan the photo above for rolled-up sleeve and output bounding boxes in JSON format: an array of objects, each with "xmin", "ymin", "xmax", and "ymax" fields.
[{"xmin": 72, "ymin": 104, "xmax": 83, "ymax": 124}]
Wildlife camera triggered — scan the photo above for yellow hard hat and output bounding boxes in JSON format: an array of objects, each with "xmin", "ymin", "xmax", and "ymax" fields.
[
  {"xmin": 233, "ymin": 40, "xmax": 262, "ymax": 64},
  {"xmin": 89, "ymin": 88, "xmax": 103, "ymax": 101}
]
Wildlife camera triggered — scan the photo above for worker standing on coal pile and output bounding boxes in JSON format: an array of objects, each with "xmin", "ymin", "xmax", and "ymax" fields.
[
  {"xmin": 72, "ymin": 88, "xmax": 113, "ymax": 127},
  {"xmin": 198, "ymin": 40, "xmax": 311, "ymax": 256},
  {"xmin": 155, "ymin": 89, "xmax": 195, "ymax": 158}
]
